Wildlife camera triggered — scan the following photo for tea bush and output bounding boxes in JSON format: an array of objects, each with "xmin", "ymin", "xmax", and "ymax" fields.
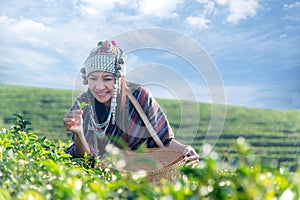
[{"xmin": 0, "ymin": 115, "xmax": 299, "ymax": 199}]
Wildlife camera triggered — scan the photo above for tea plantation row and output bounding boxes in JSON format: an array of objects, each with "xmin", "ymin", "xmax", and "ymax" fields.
[{"xmin": 0, "ymin": 84, "xmax": 299, "ymax": 169}]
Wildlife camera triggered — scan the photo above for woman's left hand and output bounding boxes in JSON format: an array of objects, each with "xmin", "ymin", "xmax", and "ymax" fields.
[
  {"xmin": 183, "ymin": 145, "xmax": 199, "ymax": 166},
  {"xmin": 169, "ymin": 140, "xmax": 199, "ymax": 166}
]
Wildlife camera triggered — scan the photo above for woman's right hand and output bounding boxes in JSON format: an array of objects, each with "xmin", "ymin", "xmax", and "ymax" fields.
[{"xmin": 63, "ymin": 110, "xmax": 84, "ymax": 135}]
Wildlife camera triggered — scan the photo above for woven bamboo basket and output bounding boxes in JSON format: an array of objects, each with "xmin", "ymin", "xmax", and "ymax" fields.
[{"xmin": 122, "ymin": 146, "xmax": 185, "ymax": 182}]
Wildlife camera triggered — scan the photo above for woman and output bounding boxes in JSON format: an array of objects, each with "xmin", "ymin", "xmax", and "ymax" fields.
[{"xmin": 63, "ymin": 40, "xmax": 199, "ymax": 168}]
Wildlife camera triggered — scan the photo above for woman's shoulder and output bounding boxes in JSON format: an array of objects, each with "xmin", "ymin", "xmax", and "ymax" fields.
[{"xmin": 126, "ymin": 81, "xmax": 150, "ymax": 98}]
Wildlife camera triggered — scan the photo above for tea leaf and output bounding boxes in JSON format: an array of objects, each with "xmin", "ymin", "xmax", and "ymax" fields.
[{"xmin": 78, "ymin": 101, "xmax": 89, "ymax": 110}]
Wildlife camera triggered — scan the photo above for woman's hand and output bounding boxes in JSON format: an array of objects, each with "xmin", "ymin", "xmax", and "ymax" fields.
[
  {"xmin": 169, "ymin": 139, "xmax": 199, "ymax": 166},
  {"xmin": 63, "ymin": 110, "xmax": 91, "ymax": 157},
  {"xmin": 182, "ymin": 145, "xmax": 199, "ymax": 166},
  {"xmin": 63, "ymin": 110, "xmax": 84, "ymax": 135}
]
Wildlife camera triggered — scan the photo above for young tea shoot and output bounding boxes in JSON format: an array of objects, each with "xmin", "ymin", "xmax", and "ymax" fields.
[{"xmin": 78, "ymin": 101, "xmax": 89, "ymax": 110}]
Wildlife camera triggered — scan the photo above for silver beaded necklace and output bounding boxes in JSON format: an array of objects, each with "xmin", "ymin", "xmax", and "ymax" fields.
[{"xmin": 90, "ymin": 104, "xmax": 112, "ymax": 138}]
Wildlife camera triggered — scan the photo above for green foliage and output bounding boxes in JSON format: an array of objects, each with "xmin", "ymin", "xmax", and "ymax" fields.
[
  {"xmin": 9, "ymin": 113, "xmax": 33, "ymax": 133},
  {"xmin": 0, "ymin": 115, "xmax": 300, "ymax": 199},
  {"xmin": 78, "ymin": 101, "xmax": 89, "ymax": 110}
]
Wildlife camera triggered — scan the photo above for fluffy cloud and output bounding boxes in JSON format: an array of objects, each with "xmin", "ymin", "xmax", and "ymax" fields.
[
  {"xmin": 138, "ymin": 0, "xmax": 184, "ymax": 19},
  {"xmin": 185, "ymin": 16, "xmax": 211, "ymax": 29},
  {"xmin": 283, "ymin": 1, "xmax": 300, "ymax": 9},
  {"xmin": 0, "ymin": 15, "xmax": 52, "ymax": 47},
  {"xmin": 79, "ymin": 0, "xmax": 126, "ymax": 17},
  {"xmin": 185, "ymin": 1, "xmax": 214, "ymax": 29},
  {"xmin": 186, "ymin": 0, "xmax": 260, "ymax": 28},
  {"xmin": 216, "ymin": 0, "xmax": 260, "ymax": 24},
  {"xmin": 2, "ymin": 46, "xmax": 58, "ymax": 71}
]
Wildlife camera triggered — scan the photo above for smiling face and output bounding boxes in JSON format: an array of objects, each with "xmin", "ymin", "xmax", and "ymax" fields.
[{"xmin": 87, "ymin": 71, "xmax": 115, "ymax": 106}]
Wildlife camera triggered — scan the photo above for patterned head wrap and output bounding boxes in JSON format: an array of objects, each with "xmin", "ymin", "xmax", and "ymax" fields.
[
  {"xmin": 81, "ymin": 40, "xmax": 125, "ymax": 84},
  {"xmin": 80, "ymin": 40, "xmax": 126, "ymax": 124}
]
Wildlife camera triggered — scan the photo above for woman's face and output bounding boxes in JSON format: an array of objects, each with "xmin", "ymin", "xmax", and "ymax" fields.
[{"xmin": 88, "ymin": 71, "xmax": 115, "ymax": 106}]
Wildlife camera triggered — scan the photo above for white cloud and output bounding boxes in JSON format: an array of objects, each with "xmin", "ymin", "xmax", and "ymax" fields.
[
  {"xmin": 284, "ymin": 15, "xmax": 300, "ymax": 22},
  {"xmin": 203, "ymin": 1, "xmax": 215, "ymax": 15},
  {"xmin": 283, "ymin": 1, "xmax": 300, "ymax": 9},
  {"xmin": 196, "ymin": 0, "xmax": 209, "ymax": 3},
  {"xmin": 0, "ymin": 14, "xmax": 122, "ymax": 71},
  {"xmin": 0, "ymin": 15, "xmax": 87, "ymax": 85},
  {"xmin": 226, "ymin": 0, "xmax": 260, "ymax": 24},
  {"xmin": 215, "ymin": 0, "xmax": 260, "ymax": 24},
  {"xmin": 280, "ymin": 34, "xmax": 288, "ymax": 38},
  {"xmin": 1, "ymin": 46, "xmax": 58, "ymax": 71},
  {"xmin": 188, "ymin": 0, "xmax": 260, "ymax": 28},
  {"xmin": 138, "ymin": 0, "xmax": 183, "ymax": 19},
  {"xmin": 79, "ymin": 0, "xmax": 126, "ymax": 17},
  {"xmin": 185, "ymin": 0, "xmax": 214, "ymax": 28},
  {"xmin": 185, "ymin": 16, "xmax": 211, "ymax": 29},
  {"xmin": 215, "ymin": 0, "xmax": 228, "ymax": 6},
  {"xmin": 0, "ymin": 15, "xmax": 52, "ymax": 47}
]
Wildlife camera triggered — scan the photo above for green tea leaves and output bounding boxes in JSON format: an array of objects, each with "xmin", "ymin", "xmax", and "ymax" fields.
[{"xmin": 77, "ymin": 101, "xmax": 89, "ymax": 110}]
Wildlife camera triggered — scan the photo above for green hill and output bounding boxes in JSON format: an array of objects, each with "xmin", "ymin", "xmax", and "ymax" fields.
[{"xmin": 0, "ymin": 84, "xmax": 299, "ymax": 169}]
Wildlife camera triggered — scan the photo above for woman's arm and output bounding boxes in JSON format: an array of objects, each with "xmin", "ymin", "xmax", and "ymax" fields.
[
  {"xmin": 131, "ymin": 85, "xmax": 199, "ymax": 164},
  {"xmin": 63, "ymin": 109, "xmax": 91, "ymax": 157}
]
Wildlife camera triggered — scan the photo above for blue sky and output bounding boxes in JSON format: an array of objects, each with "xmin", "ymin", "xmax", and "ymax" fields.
[{"xmin": 0, "ymin": 0, "xmax": 299, "ymax": 110}]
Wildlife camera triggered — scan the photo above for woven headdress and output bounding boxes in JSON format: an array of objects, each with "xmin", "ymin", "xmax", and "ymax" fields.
[{"xmin": 80, "ymin": 40, "xmax": 126, "ymax": 124}]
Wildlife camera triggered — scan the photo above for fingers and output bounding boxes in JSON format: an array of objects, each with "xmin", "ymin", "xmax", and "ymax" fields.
[
  {"xmin": 63, "ymin": 110, "xmax": 83, "ymax": 131},
  {"xmin": 184, "ymin": 154, "xmax": 198, "ymax": 161},
  {"xmin": 63, "ymin": 110, "xmax": 83, "ymax": 119},
  {"xmin": 182, "ymin": 145, "xmax": 200, "ymax": 167},
  {"xmin": 185, "ymin": 159, "xmax": 199, "ymax": 167},
  {"xmin": 183, "ymin": 155, "xmax": 199, "ymax": 168},
  {"xmin": 183, "ymin": 146, "xmax": 199, "ymax": 158},
  {"xmin": 63, "ymin": 110, "xmax": 82, "ymax": 122}
]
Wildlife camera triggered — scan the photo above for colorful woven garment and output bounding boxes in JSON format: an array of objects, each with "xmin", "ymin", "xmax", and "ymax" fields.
[{"xmin": 66, "ymin": 82, "xmax": 175, "ymax": 158}]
